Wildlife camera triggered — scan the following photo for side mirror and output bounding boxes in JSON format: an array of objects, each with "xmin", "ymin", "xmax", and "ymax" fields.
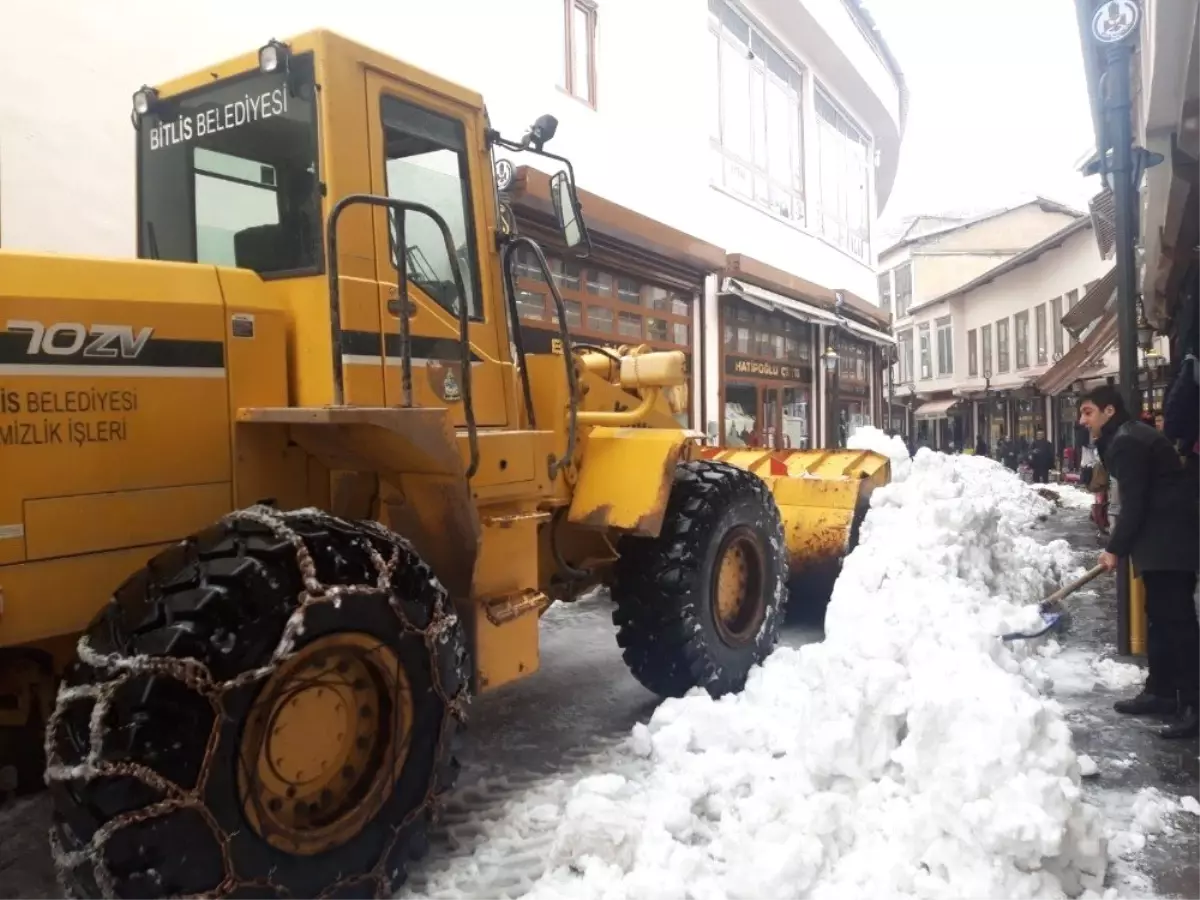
[{"xmin": 550, "ymin": 170, "xmax": 585, "ymax": 249}]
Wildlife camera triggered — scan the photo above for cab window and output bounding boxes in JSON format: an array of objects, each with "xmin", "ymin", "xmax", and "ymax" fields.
[{"xmin": 381, "ymin": 96, "xmax": 482, "ymax": 319}]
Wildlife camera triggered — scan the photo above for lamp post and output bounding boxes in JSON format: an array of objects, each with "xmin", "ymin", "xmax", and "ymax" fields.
[
  {"xmin": 822, "ymin": 341, "xmax": 840, "ymax": 447},
  {"xmin": 982, "ymin": 364, "xmax": 993, "ymax": 454}
]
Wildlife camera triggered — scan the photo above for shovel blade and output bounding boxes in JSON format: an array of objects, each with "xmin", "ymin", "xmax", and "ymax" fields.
[{"xmin": 1001, "ymin": 611, "xmax": 1064, "ymax": 642}]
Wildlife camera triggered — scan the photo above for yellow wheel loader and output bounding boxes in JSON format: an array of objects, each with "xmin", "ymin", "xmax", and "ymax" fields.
[{"xmin": 0, "ymin": 31, "xmax": 888, "ymax": 898}]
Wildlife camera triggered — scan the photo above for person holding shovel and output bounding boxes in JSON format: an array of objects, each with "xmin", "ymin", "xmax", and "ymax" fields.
[{"xmin": 1079, "ymin": 385, "xmax": 1199, "ymax": 739}]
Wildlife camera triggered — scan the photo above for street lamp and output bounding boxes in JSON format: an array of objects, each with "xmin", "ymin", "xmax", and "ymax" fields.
[
  {"xmin": 1136, "ymin": 298, "xmax": 1154, "ymax": 349},
  {"xmin": 1144, "ymin": 347, "xmax": 1166, "ymax": 415},
  {"xmin": 821, "ymin": 345, "xmax": 839, "ymax": 372}
]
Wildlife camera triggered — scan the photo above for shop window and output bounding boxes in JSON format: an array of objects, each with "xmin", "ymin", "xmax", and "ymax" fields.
[
  {"xmin": 516, "ymin": 290, "xmax": 545, "ymax": 321},
  {"xmin": 1015, "ymin": 310, "xmax": 1029, "ymax": 369},
  {"xmin": 736, "ymin": 326, "xmax": 750, "ymax": 353},
  {"xmin": 618, "ymin": 311, "xmax": 642, "ymax": 339},
  {"xmin": 782, "ymin": 386, "xmax": 809, "ymax": 449},
  {"xmin": 515, "ymin": 247, "xmax": 546, "ymax": 282},
  {"xmin": 587, "ymin": 306, "xmax": 614, "ymax": 332},
  {"xmin": 671, "ymin": 295, "xmax": 691, "ymax": 316},
  {"xmin": 564, "ymin": 299, "xmax": 583, "ymax": 328},
  {"xmin": 935, "ymin": 316, "xmax": 953, "ymax": 376},
  {"xmin": 585, "ymin": 269, "xmax": 613, "ymax": 296},
  {"xmin": 967, "ymin": 328, "xmax": 978, "ymax": 377},
  {"xmin": 558, "ymin": 0, "xmax": 597, "ymax": 107},
  {"xmin": 707, "ymin": 0, "xmax": 805, "ymax": 224},
  {"xmin": 996, "ymin": 319, "xmax": 1010, "ymax": 372},
  {"xmin": 723, "ymin": 324, "xmax": 736, "ymax": 349},
  {"xmin": 673, "ymin": 322, "xmax": 690, "ymax": 344},
  {"xmin": 1035, "ymin": 303, "xmax": 1047, "ymax": 364},
  {"xmin": 617, "ymin": 277, "xmax": 640, "ymax": 305},
  {"xmin": 646, "ymin": 317, "xmax": 669, "ymax": 342},
  {"xmin": 724, "ymin": 383, "xmax": 759, "ymax": 448},
  {"xmin": 549, "ymin": 257, "xmax": 581, "ymax": 291}
]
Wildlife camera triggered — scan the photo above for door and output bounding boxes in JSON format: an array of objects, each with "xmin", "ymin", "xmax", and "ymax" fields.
[
  {"xmin": 365, "ymin": 71, "xmax": 511, "ymax": 425},
  {"xmin": 781, "ymin": 386, "xmax": 810, "ymax": 449}
]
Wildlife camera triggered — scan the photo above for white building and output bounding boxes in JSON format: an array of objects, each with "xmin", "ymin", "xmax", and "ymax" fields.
[{"xmin": 0, "ymin": 0, "xmax": 906, "ymax": 447}]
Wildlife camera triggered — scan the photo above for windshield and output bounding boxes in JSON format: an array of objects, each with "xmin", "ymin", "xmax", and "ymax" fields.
[{"xmin": 137, "ymin": 52, "xmax": 320, "ymax": 277}]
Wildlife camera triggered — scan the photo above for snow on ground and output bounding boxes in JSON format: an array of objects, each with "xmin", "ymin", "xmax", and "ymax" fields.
[
  {"xmin": 414, "ymin": 444, "xmax": 1128, "ymax": 900},
  {"xmin": 1038, "ymin": 483, "xmax": 1098, "ymax": 511},
  {"xmin": 1038, "ymin": 643, "xmax": 1149, "ymax": 695}
]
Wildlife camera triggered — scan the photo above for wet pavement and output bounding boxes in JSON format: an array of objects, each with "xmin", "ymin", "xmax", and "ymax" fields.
[{"xmin": 1038, "ymin": 499, "xmax": 1199, "ymax": 898}]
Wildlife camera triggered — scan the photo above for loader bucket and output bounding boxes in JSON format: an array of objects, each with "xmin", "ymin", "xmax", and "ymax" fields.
[{"xmin": 698, "ymin": 447, "xmax": 891, "ymax": 606}]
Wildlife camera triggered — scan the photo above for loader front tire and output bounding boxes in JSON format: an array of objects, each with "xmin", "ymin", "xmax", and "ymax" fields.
[
  {"xmin": 45, "ymin": 508, "xmax": 469, "ymax": 900},
  {"xmin": 612, "ymin": 460, "xmax": 787, "ymax": 699}
]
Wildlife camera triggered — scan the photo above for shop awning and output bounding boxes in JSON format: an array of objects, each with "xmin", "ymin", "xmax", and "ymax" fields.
[
  {"xmin": 1061, "ymin": 266, "xmax": 1116, "ymax": 335},
  {"xmin": 1035, "ymin": 309, "xmax": 1119, "ymax": 395},
  {"xmin": 915, "ymin": 398, "xmax": 959, "ymax": 418},
  {"xmin": 841, "ymin": 317, "xmax": 896, "ymax": 347},
  {"xmin": 721, "ymin": 278, "xmax": 840, "ymax": 325}
]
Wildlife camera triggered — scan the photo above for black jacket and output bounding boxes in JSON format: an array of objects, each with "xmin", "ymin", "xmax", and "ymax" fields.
[
  {"xmin": 1098, "ymin": 413, "xmax": 1199, "ymax": 572},
  {"xmin": 1027, "ymin": 438, "xmax": 1054, "ymax": 471}
]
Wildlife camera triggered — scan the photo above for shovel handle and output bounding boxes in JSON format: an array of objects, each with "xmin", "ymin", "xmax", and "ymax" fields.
[{"xmin": 1042, "ymin": 564, "xmax": 1108, "ymax": 608}]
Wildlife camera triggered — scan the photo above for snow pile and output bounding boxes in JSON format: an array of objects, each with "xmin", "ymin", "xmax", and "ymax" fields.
[
  {"xmin": 1090, "ymin": 658, "xmax": 1147, "ymax": 692},
  {"xmin": 522, "ymin": 450, "xmax": 1107, "ymax": 900},
  {"xmin": 1038, "ymin": 483, "xmax": 1096, "ymax": 510},
  {"xmin": 1038, "ymin": 645, "xmax": 1147, "ymax": 696},
  {"xmin": 848, "ymin": 424, "xmax": 912, "ymax": 482}
]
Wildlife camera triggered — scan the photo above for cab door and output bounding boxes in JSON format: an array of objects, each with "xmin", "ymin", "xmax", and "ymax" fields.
[{"xmin": 363, "ymin": 70, "xmax": 511, "ymax": 425}]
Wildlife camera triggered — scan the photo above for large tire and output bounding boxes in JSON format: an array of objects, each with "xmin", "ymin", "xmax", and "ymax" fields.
[
  {"xmin": 45, "ymin": 507, "xmax": 469, "ymax": 899},
  {"xmin": 611, "ymin": 460, "xmax": 787, "ymax": 699}
]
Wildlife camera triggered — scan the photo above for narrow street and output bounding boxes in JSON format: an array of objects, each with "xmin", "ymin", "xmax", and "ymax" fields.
[{"xmin": 0, "ymin": 492, "xmax": 1195, "ymax": 899}]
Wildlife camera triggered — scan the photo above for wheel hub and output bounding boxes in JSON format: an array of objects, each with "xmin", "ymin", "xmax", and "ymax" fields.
[
  {"xmin": 238, "ymin": 633, "xmax": 412, "ymax": 856},
  {"xmin": 711, "ymin": 529, "xmax": 766, "ymax": 647}
]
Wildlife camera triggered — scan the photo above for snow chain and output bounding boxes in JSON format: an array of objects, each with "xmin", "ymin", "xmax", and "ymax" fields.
[{"xmin": 44, "ymin": 505, "xmax": 468, "ymax": 899}]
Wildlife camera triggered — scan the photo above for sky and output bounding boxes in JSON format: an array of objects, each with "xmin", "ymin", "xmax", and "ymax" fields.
[{"xmin": 863, "ymin": 0, "xmax": 1102, "ymax": 231}]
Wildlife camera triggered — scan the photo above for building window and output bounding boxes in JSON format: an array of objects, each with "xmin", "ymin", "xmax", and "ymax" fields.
[
  {"xmin": 559, "ymin": 0, "xmax": 597, "ymax": 107},
  {"xmin": 1014, "ymin": 310, "xmax": 1029, "ymax": 369},
  {"xmin": 1050, "ymin": 295, "xmax": 1064, "ymax": 356},
  {"xmin": 708, "ymin": 0, "xmax": 805, "ymax": 223},
  {"xmin": 996, "ymin": 318, "xmax": 1010, "ymax": 373},
  {"xmin": 897, "ymin": 328, "xmax": 913, "ymax": 382},
  {"xmin": 981, "ymin": 323, "xmax": 992, "ymax": 375},
  {"xmin": 967, "ymin": 328, "xmax": 978, "ymax": 377},
  {"xmin": 814, "ymin": 88, "xmax": 871, "ymax": 260},
  {"xmin": 1035, "ymin": 303, "xmax": 1047, "ymax": 364},
  {"xmin": 918, "ymin": 322, "xmax": 932, "ymax": 380},
  {"xmin": 893, "ymin": 262, "xmax": 913, "ymax": 318},
  {"xmin": 935, "ymin": 316, "xmax": 953, "ymax": 376},
  {"xmin": 515, "ymin": 253, "xmax": 692, "ymax": 353},
  {"xmin": 1065, "ymin": 289, "xmax": 1079, "ymax": 346},
  {"xmin": 877, "ymin": 271, "xmax": 892, "ymax": 314}
]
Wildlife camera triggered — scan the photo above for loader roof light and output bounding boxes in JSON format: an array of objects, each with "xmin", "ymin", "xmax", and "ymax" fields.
[
  {"xmin": 258, "ymin": 39, "xmax": 291, "ymax": 73},
  {"xmin": 132, "ymin": 86, "xmax": 158, "ymax": 117}
]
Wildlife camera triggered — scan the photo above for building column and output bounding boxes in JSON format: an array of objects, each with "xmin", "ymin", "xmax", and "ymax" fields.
[{"xmin": 816, "ymin": 325, "xmax": 828, "ymax": 447}]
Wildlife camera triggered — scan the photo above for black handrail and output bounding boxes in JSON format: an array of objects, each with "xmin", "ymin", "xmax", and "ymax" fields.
[
  {"xmin": 326, "ymin": 193, "xmax": 479, "ymax": 479},
  {"xmin": 500, "ymin": 235, "xmax": 578, "ymax": 479}
]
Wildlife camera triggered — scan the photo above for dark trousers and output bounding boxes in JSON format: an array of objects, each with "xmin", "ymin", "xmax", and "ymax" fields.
[
  {"xmin": 1142, "ymin": 569, "xmax": 1200, "ymax": 707},
  {"xmin": 1032, "ymin": 468, "xmax": 1050, "ymax": 484}
]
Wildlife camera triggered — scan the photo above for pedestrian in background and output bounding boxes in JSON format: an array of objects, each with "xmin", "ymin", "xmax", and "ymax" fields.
[
  {"xmin": 1079, "ymin": 385, "xmax": 1199, "ymax": 739},
  {"xmin": 1027, "ymin": 427, "xmax": 1054, "ymax": 484}
]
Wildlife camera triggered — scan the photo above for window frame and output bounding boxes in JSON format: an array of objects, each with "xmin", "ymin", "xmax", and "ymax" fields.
[
  {"xmin": 897, "ymin": 328, "xmax": 914, "ymax": 382},
  {"xmin": 1014, "ymin": 310, "xmax": 1030, "ymax": 369},
  {"xmin": 967, "ymin": 328, "xmax": 978, "ymax": 377},
  {"xmin": 707, "ymin": 0, "xmax": 806, "ymax": 225},
  {"xmin": 981, "ymin": 323, "xmax": 993, "ymax": 376},
  {"xmin": 813, "ymin": 86, "xmax": 872, "ymax": 261},
  {"xmin": 893, "ymin": 262, "xmax": 913, "ymax": 318},
  {"xmin": 560, "ymin": 0, "xmax": 598, "ymax": 108},
  {"xmin": 513, "ymin": 248, "xmax": 693, "ymax": 353},
  {"xmin": 935, "ymin": 315, "xmax": 953, "ymax": 376},
  {"xmin": 918, "ymin": 322, "xmax": 932, "ymax": 380},
  {"xmin": 1035, "ymin": 303, "xmax": 1048, "ymax": 364},
  {"xmin": 380, "ymin": 93, "xmax": 485, "ymax": 322},
  {"xmin": 996, "ymin": 318, "xmax": 1010, "ymax": 373},
  {"xmin": 877, "ymin": 270, "xmax": 892, "ymax": 315},
  {"xmin": 1050, "ymin": 295, "xmax": 1064, "ymax": 356}
]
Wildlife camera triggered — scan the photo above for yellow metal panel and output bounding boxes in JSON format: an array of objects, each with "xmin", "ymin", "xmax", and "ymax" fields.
[
  {"xmin": 470, "ymin": 604, "xmax": 540, "ymax": 691},
  {"xmin": 0, "ymin": 545, "xmax": 172, "ymax": 646},
  {"xmin": 567, "ymin": 427, "xmax": 691, "ymax": 535},
  {"xmin": 24, "ymin": 483, "xmax": 231, "ymax": 561}
]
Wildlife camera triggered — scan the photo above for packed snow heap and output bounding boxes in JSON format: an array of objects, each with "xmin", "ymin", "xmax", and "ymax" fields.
[{"xmin": 524, "ymin": 429, "xmax": 1108, "ymax": 899}]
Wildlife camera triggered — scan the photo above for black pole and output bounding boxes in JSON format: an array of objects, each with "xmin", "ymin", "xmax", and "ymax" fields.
[
  {"xmin": 887, "ymin": 358, "xmax": 895, "ymax": 433},
  {"xmin": 1104, "ymin": 40, "xmax": 1143, "ymax": 417}
]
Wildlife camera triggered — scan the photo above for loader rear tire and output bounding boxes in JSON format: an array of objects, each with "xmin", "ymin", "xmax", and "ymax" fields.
[
  {"xmin": 612, "ymin": 460, "xmax": 787, "ymax": 699},
  {"xmin": 45, "ymin": 508, "xmax": 469, "ymax": 900}
]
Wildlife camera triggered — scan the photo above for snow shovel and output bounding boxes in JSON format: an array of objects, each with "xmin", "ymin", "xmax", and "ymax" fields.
[{"xmin": 1001, "ymin": 564, "xmax": 1108, "ymax": 641}]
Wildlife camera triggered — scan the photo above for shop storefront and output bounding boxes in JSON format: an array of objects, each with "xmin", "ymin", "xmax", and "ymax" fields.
[
  {"xmin": 720, "ymin": 297, "xmax": 815, "ymax": 449},
  {"xmin": 832, "ymin": 336, "xmax": 871, "ymax": 447},
  {"xmin": 505, "ymin": 166, "xmax": 724, "ymax": 428},
  {"xmin": 1014, "ymin": 392, "xmax": 1047, "ymax": 441}
]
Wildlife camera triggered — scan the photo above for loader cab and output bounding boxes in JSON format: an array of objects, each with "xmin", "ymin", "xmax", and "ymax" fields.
[{"xmin": 131, "ymin": 31, "xmax": 588, "ymax": 432}]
